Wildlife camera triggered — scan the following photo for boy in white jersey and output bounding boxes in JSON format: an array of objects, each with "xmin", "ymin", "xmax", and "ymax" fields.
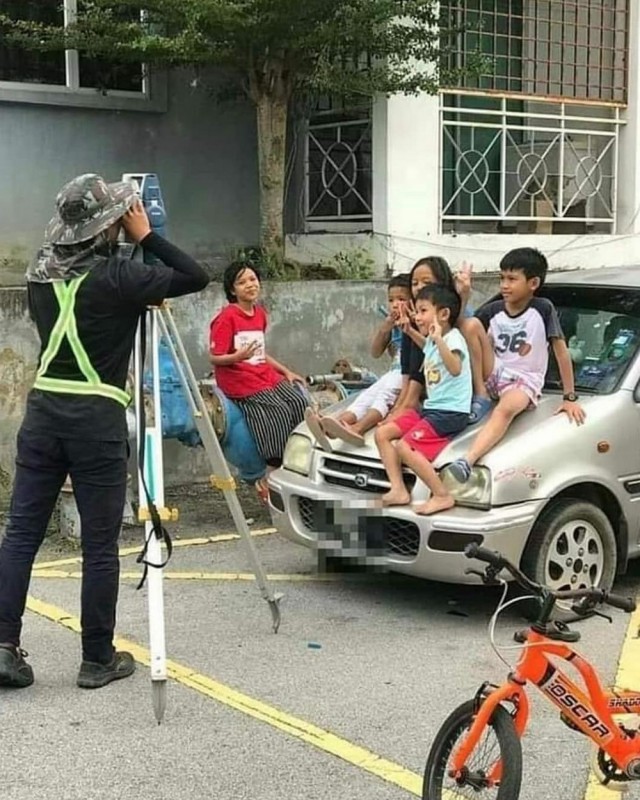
[{"xmin": 449, "ymin": 247, "xmax": 585, "ymax": 485}]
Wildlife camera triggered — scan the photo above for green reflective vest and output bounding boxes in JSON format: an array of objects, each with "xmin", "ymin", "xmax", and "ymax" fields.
[{"xmin": 33, "ymin": 273, "xmax": 130, "ymax": 408}]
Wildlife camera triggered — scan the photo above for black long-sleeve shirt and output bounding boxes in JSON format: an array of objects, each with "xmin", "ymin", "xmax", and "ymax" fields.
[{"xmin": 23, "ymin": 234, "xmax": 209, "ymax": 441}]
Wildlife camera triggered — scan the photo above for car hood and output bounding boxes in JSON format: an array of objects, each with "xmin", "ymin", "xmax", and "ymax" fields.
[{"xmin": 301, "ymin": 393, "xmax": 604, "ymax": 471}]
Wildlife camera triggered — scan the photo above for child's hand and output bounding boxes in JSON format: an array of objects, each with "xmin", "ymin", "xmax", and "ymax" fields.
[
  {"xmin": 283, "ymin": 369, "xmax": 305, "ymax": 384},
  {"xmin": 455, "ymin": 261, "xmax": 473, "ymax": 302},
  {"xmin": 235, "ymin": 340, "xmax": 261, "ymax": 362},
  {"xmin": 397, "ymin": 302, "xmax": 413, "ymax": 333},
  {"xmin": 381, "ymin": 310, "xmax": 398, "ymax": 331},
  {"xmin": 555, "ymin": 399, "xmax": 586, "ymax": 425},
  {"xmin": 429, "ymin": 320, "xmax": 443, "ymax": 341}
]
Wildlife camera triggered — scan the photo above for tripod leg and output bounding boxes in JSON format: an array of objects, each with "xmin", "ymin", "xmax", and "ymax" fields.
[
  {"xmin": 157, "ymin": 305, "xmax": 282, "ymax": 633},
  {"xmin": 135, "ymin": 312, "xmax": 169, "ymax": 721}
]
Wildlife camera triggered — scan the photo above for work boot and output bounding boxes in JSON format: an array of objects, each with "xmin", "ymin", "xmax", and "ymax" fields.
[
  {"xmin": 0, "ymin": 644, "xmax": 34, "ymax": 688},
  {"xmin": 77, "ymin": 651, "xmax": 136, "ymax": 690}
]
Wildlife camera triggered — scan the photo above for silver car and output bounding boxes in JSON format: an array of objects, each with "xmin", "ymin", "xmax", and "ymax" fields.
[{"xmin": 268, "ymin": 266, "xmax": 640, "ymax": 598}]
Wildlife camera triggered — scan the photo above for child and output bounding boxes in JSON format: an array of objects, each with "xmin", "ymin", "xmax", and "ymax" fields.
[
  {"xmin": 209, "ymin": 261, "xmax": 308, "ymax": 499},
  {"xmin": 448, "ymin": 247, "xmax": 586, "ymax": 485},
  {"xmin": 388, "ymin": 256, "xmax": 483, "ymax": 424},
  {"xmin": 375, "ymin": 284, "xmax": 472, "ymax": 515},
  {"xmin": 305, "ymin": 274, "xmax": 412, "ymax": 449}
]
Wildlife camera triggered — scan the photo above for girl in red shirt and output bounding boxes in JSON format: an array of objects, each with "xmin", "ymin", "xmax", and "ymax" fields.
[{"xmin": 210, "ymin": 262, "xmax": 308, "ymax": 498}]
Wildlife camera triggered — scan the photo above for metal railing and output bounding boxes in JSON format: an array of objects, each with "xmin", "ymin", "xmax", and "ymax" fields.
[
  {"xmin": 440, "ymin": 0, "xmax": 629, "ymax": 104},
  {"xmin": 305, "ymin": 115, "xmax": 372, "ymax": 226},
  {"xmin": 440, "ymin": 91, "xmax": 625, "ymax": 232}
]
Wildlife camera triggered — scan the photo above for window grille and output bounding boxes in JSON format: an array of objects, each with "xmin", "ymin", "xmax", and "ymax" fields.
[{"xmin": 440, "ymin": 0, "xmax": 629, "ymax": 104}]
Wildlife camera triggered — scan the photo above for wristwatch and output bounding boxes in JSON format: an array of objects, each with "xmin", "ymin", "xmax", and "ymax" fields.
[{"xmin": 563, "ymin": 392, "xmax": 579, "ymax": 402}]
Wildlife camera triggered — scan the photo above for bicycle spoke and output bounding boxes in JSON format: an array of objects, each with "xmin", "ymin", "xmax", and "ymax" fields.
[{"xmin": 441, "ymin": 724, "xmax": 503, "ymax": 798}]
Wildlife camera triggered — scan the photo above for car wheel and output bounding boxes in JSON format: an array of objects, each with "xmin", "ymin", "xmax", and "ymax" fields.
[{"xmin": 520, "ymin": 498, "xmax": 617, "ymax": 622}]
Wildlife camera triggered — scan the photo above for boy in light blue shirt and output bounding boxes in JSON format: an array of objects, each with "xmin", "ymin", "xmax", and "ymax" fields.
[{"xmin": 375, "ymin": 284, "xmax": 472, "ymax": 515}]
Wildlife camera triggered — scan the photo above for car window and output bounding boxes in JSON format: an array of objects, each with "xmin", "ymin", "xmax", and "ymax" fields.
[{"xmin": 542, "ymin": 286, "xmax": 640, "ymax": 394}]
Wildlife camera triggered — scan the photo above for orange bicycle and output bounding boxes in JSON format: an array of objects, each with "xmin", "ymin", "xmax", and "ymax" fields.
[{"xmin": 423, "ymin": 543, "xmax": 639, "ymax": 799}]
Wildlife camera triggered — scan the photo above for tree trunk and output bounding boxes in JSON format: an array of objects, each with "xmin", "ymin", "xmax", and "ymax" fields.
[{"xmin": 255, "ymin": 90, "xmax": 288, "ymax": 262}]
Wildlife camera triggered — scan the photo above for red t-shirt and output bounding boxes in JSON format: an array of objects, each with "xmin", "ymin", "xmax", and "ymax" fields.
[{"xmin": 209, "ymin": 303, "xmax": 284, "ymax": 398}]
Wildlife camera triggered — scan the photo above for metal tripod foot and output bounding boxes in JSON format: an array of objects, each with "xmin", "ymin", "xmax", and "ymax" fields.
[
  {"xmin": 152, "ymin": 680, "xmax": 167, "ymax": 724},
  {"xmin": 269, "ymin": 593, "xmax": 284, "ymax": 633}
]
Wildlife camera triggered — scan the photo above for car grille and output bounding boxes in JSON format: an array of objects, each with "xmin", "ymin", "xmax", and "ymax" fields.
[
  {"xmin": 318, "ymin": 455, "xmax": 416, "ymax": 495},
  {"xmin": 296, "ymin": 496, "xmax": 420, "ymax": 558}
]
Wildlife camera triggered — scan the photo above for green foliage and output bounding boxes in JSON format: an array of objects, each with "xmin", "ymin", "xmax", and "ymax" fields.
[
  {"xmin": 0, "ymin": 1, "xmax": 475, "ymax": 101},
  {"xmin": 320, "ymin": 248, "xmax": 376, "ymax": 280},
  {"xmin": 0, "ymin": 1, "xmax": 485, "ymax": 260},
  {"xmin": 232, "ymin": 246, "xmax": 302, "ymax": 282}
]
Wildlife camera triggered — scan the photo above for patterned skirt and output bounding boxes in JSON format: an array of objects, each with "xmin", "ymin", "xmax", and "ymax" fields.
[{"xmin": 234, "ymin": 381, "xmax": 308, "ymax": 465}]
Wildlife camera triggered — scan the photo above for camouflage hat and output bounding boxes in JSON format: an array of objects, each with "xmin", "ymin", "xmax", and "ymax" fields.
[{"xmin": 44, "ymin": 173, "xmax": 137, "ymax": 246}]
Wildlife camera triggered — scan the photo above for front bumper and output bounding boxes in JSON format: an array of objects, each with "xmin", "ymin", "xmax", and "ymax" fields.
[{"xmin": 267, "ymin": 468, "xmax": 544, "ymax": 584}]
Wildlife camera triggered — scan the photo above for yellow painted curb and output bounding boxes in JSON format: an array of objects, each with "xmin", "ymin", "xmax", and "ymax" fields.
[
  {"xmin": 25, "ymin": 596, "xmax": 422, "ymax": 797},
  {"xmin": 583, "ymin": 605, "xmax": 640, "ymax": 800},
  {"xmin": 33, "ymin": 570, "xmax": 347, "ymax": 582},
  {"xmin": 33, "ymin": 528, "xmax": 276, "ymax": 571}
]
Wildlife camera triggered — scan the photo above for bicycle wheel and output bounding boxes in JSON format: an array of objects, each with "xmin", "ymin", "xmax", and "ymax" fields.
[{"xmin": 423, "ymin": 699, "xmax": 523, "ymax": 800}]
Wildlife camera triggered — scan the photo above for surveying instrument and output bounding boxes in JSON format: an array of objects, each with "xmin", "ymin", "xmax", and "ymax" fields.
[{"xmin": 123, "ymin": 174, "xmax": 282, "ymax": 724}]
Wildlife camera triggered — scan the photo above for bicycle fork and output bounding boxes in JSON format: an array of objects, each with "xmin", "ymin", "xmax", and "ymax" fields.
[{"xmin": 449, "ymin": 680, "xmax": 530, "ymax": 787}]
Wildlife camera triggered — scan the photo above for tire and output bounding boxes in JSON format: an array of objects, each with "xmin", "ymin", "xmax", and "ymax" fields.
[
  {"xmin": 520, "ymin": 498, "xmax": 617, "ymax": 622},
  {"xmin": 423, "ymin": 699, "xmax": 522, "ymax": 800}
]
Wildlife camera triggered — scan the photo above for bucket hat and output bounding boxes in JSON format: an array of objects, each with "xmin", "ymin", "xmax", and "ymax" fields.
[{"xmin": 44, "ymin": 173, "xmax": 137, "ymax": 246}]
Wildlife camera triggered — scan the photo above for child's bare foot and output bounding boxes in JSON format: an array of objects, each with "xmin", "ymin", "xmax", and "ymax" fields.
[
  {"xmin": 381, "ymin": 489, "xmax": 411, "ymax": 507},
  {"xmin": 321, "ymin": 416, "xmax": 366, "ymax": 446},
  {"xmin": 414, "ymin": 495, "xmax": 455, "ymax": 516}
]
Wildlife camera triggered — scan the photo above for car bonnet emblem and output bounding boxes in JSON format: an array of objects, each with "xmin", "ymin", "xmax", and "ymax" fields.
[{"xmin": 354, "ymin": 473, "xmax": 369, "ymax": 488}]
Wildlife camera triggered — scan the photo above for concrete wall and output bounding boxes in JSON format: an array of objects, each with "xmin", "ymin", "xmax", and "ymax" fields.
[
  {"xmin": 0, "ymin": 276, "xmax": 499, "ymax": 504},
  {"xmin": 286, "ymin": 232, "xmax": 640, "ymax": 275},
  {"xmin": 0, "ymin": 69, "xmax": 260, "ymax": 287}
]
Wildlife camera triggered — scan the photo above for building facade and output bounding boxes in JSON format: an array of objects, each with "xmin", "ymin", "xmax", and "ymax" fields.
[
  {"xmin": 288, "ymin": 0, "xmax": 640, "ymax": 273},
  {"xmin": 0, "ymin": 0, "xmax": 262, "ymax": 287}
]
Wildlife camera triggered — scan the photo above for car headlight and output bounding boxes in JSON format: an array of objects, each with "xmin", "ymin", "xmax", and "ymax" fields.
[
  {"xmin": 441, "ymin": 466, "xmax": 492, "ymax": 510},
  {"xmin": 282, "ymin": 433, "xmax": 313, "ymax": 476}
]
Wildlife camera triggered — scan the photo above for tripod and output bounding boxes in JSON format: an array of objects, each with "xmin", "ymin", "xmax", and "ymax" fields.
[{"xmin": 133, "ymin": 302, "xmax": 283, "ymax": 723}]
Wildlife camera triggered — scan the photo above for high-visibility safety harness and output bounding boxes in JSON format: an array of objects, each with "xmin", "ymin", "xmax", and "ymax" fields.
[{"xmin": 33, "ymin": 273, "xmax": 130, "ymax": 407}]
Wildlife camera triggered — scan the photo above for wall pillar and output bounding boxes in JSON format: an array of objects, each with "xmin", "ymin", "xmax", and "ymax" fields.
[
  {"xmin": 616, "ymin": 1, "xmax": 640, "ymax": 234},
  {"xmin": 372, "ymin": 91, "xmax": 441, "ymax": 270}
]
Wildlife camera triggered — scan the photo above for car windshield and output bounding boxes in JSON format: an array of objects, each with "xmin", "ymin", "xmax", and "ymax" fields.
[{"xmin": 541, "ymin": 285, "xmax": 640, "ymax": 395}]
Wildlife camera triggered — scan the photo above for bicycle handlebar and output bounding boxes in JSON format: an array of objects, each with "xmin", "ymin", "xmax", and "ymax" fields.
[{"xmin": 464, "ymin": 543, "xmax": 636, "ymax": 613}]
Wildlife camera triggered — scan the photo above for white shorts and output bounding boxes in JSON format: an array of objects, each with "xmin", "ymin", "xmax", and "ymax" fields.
[{"xmin": 347, "ymin": 370, "xmax": 403, "ymax": 421}]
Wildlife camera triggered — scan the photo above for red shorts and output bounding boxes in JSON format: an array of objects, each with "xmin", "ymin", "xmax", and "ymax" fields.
[{"xmin": 393, "ymin": 410, "xmax": 453, "ymax": 462}]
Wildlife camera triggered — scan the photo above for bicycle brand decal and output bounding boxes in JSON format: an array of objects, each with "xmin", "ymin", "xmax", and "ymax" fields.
[
  {"xmin": 608, "ymin": 696, "xmax": 640, "ymax": 709},
  {"xmin": 540, "ymin": 673, "xmax": 612, "ymax": 741}
]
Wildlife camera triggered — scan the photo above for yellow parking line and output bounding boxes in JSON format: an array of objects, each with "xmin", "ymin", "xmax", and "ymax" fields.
[
  {"xmin": 33, "ymin": 570, "xmax": 347, "ymax": 582},
  {"xmin": 26, "ymin": 595, "xmax": 422, "ymax": 797},
  {"xmin": 583, "ymin": 605, "xmax": 640, "ymax": 800},
  {"xmin": 33, "ymin": 528, "xmax": 276, "ymax": 571}
]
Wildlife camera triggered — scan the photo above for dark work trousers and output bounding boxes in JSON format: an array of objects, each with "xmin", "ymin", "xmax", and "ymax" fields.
[{"xmin": 0, "ymin": 426, "xmax": 127, "ymax": 664}]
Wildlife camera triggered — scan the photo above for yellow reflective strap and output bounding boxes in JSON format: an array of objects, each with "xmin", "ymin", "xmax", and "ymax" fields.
[
  {"xmin": 34, "ymin": 273, "xmax": 130, "ymax": 408},
  {"xmin": 36, "ymin": 275, "xmax": 88, "ymax": 378},
  {"xmin": 33, "ymin": 376, "xmax": 130, "ymax": 407}
]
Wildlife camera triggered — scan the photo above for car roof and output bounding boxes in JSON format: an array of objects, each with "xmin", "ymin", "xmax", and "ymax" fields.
[{"xmin": 547, "ymin": 266, "xmax": 640, "ymax": 289}]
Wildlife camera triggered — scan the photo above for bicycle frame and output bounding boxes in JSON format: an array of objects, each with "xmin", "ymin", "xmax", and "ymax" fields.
[{"xmin": 450, "ymin": 628, "xmax": 640, "ymax": 784}]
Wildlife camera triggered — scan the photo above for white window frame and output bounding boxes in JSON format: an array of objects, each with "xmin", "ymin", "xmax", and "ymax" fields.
[{"xmin": 0, "ymin": 0, "xmax": 167, "ymax": 112}]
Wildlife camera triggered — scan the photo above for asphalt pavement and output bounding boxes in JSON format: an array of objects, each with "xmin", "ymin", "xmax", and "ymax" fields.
[{"xmin": 3, "ymin": 494, "xmax": 640, "ymax": 800}]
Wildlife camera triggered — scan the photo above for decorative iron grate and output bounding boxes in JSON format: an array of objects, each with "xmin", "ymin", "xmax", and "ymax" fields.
[{"xmin": 440, "ymin": 0, "xmax": 629, "ymax": 104}]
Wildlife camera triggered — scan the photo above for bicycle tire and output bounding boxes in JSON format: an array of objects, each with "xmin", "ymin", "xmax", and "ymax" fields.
[{"xmin": 422, "ymin": 699, "xmax": 523, "ymax": 800}]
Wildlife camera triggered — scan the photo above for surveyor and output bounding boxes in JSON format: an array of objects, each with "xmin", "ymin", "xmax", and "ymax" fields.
[{"xmin": 0, "ymin": 174, "xmax": 209, "ymax": 690}]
